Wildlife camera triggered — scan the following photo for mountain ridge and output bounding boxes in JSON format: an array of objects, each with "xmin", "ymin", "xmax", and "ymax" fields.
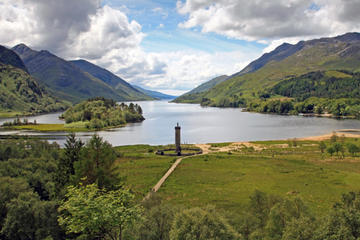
[
  {"xmin": 70, "ymin": 59, "xmax": 153, "ymax": 100},
  {"xmin": 174, "ymin": 32, "xmax": 360, "ymax": 117},
  {"xmin": 0, "ymin": 46, "xmax": 69, "ymax": 115},
  {"xmin": 12, "ymin": 44, "xmax": 152, "ymax": 103}
]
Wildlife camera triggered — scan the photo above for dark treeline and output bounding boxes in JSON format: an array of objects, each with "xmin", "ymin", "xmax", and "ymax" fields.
[
  {"xmin": 61, "ymin": 97, "xmax": 144, "ymax": 129},
  {"xmin": 1, "ymin": 136, "xmax": 360, "ymax": 239}
]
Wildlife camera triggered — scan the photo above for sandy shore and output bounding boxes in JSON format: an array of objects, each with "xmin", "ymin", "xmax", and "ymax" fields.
[{"xmin": 298, "ymin": 129, "xmax": 360, "ymax": 141}]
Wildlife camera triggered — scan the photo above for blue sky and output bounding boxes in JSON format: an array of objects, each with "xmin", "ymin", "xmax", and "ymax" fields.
[{"xmin": 103, "ymin": 0, "xmax": 265, "ymax": 54}]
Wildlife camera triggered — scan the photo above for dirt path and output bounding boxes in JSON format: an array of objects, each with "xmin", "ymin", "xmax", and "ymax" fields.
[{"xmin": 143, "ymin": 155, "xmax": 193, "ymax": 200}]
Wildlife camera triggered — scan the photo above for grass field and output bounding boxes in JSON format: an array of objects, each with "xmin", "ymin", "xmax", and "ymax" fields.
[
  {"xmin": 114, "ymin": 145, "xmax": 177, "ymax": 200},
  {"xmin": 115, "ymin": 138, "xmax": 360, "ymax": 216}
]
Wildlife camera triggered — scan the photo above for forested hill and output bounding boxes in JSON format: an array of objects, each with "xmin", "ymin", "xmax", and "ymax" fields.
[
  {"xmin": 0, "ymin": 47, "xmax": 69, "ymax": 116},
  {"xmin": 70, "ymin": 60, "xmax": 153, "ymax": 101},
  {"xmin": 12, "ymin": 44, "xmax": 152, "ymax": 103},
  {"xmin": 174, "ymin": 32, "xmax": 360, "ymax": 118}
]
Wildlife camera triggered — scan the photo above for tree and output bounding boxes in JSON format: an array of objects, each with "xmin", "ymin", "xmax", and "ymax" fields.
[
  {"xmin": 56, "ymin": 133, "xmax": 83, "ymax": 191},
  {"xmin": 135, "ymin": 204, "xmax": 175, "ymax": 240},
  {"xmin": 319, "ymin": 141, "xmax": 326, "ymax": 154},
  {"xmin": 333, "ymin": 142, "xmax": 344, "ymax": 157},
  {"xmin": 327, "ymin": 146, "xmax": 335, "ymax": 156},
  {"xmin": 58, "ymin": 183, "xmax": 142, "ymax": 240},
  {"xmin": 347, "ymin": 143, "xmax": 359, "ymax": 156},
  {"xmin": 169, "ymin": 206, "xmax": 239, "ymax": 240},
  {"xmin": 265, "ymin": 198, "xmax": 311, "ymax": 240},
  {"xmin": 73, "ymin": 134, "xmax": 119, "ymax": 189},
  {"xmin": 248, "ymin": 190, "xmax": 281, "ymax": 229},
  {"xmin": 315, "ymin": 192, "xmax": 360, "ymax": 240},
  {"xmin": 1, "ymin": 191, "xmax": 61, "ymax": 240},
  {"xmin": 282, "ymin": 216, "xmax": 316, "ymax": 240}
]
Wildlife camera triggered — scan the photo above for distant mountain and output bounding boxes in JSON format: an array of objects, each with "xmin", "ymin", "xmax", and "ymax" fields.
[
  {"xmin": 70, "ymin": 59, "xmax": 153, "ymax": 101},
  {"xmin": 174, "ymin": 32, "xmax": 360, "ymax": 107},
  {"xmin": 173, "ymin": 75, "xmax": 228, "ymax": 103},
  {"xmin": 0, "ymin": 46, "xmax": 69, "ymax": 115},
  {"xmin": 0, "ymin": 45, "xmax": 28, "ymax": 72},
  {"xmin": 133, "ymin": 85, "xmax": 176, "ymax": 99},
  {"xmin": 12, "ymin": 44, "xmax": 151, "ymax": 103}
]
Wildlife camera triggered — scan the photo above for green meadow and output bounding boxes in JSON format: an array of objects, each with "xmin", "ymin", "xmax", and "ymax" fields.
[{"xmin": 116, "ymin": 138, "xmax": 360, "ymax": 216}]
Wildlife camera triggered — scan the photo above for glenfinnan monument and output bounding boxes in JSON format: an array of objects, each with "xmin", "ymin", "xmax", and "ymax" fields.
[{"xmin": 175, "ymin": 123, "xmax": 181, "ymax": 155}]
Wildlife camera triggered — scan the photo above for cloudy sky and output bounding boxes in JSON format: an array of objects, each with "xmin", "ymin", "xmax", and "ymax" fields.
[{"xmin": 1, "ymin": 0, "xmax": 360, "ymax": 95}]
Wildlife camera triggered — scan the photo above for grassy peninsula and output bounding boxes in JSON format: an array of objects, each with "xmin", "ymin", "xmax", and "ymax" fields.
[
  {"xmin": 61, "ymin": 97, "xmax": 144, "ymax": 130},
  {"xmin": 2, "ymin": 97, "xmax": 145, "ymax": 132}
]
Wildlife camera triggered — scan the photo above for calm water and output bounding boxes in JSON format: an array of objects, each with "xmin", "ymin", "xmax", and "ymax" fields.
[{"xmin": 1, "ymin": 100, "xmax": 360, "ymax": 146}]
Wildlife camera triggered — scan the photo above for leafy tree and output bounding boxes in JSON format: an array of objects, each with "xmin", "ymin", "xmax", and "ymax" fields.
[
  {"xmin": 347, "ymin": 143, "xmax": 360, "ymax": 156},
  {"xmin": 237, "ymin": 212, "xmax": 259, "ymax": 240},
  {"xmin": 170, "ymin": 206, "xmax": 239, "ymax": 240},
  {"xmin": 248, "ymin": 190, "xmax": 281, "ymax": 229},
  {"xmin": 58, "ymin": 183, "xmax": 142, "ymax": 240},
  {"xmin": 1, "ymin": 191, "xmax": 61, "ymax": 240},
  {"xmin": 327, "ymin": 146, "xmax": 335, "ymax": 156},
  {"xmin": 316, "ymin": 192, "xmax": 360, "ymax": 240},
  {"xmin": 319, "ymin": 141, "xmax": 326, "ymax": 153},
  {"xmin": 55, "ymin": 133, "xmax": 84, "ymax": 192},
  {"xmin": 282, "ymin": 216, "xmax": 316, "ymax": 240},
  {"xmin": 333, "ymin": 142, "xmax": 344, "ymax": 156},
  {"xmin": 135, "ymin": 203, "xmax": 175, "ymax": 240},
  {"xmin": 265, "ymin": 198, "xmax": 311, "ymax": 239},
  {"xmin": 73, "ymin": 134, "xmax": 119, "ymax": 189},
  {"xmin": 0, "ymin": 177, "xmax": 31, "ymax": 239}
]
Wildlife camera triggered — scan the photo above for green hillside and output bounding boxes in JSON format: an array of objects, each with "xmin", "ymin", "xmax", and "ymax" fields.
[
  {"xmin": 70, "ymin": 60, "xmax": 154, "ymax": 100},
  {"xmin": 175, "ymin": 32, "xmax": 360, "ymax": 116},
  {"xmin": 12, "ymin": 44, "xmax": 151, "ymax": 103},
  {"xmin": 173, "ymin": 75, "xmax": 228, "ymax": 103},
  {"xmin": 0, "ymin": 64, "xmax": 69, "ymax": 116}
]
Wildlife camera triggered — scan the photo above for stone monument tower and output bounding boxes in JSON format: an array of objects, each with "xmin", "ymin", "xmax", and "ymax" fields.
[{"xmin": 175, "ymin": 123, "xmax": 181, "ymax": 155}]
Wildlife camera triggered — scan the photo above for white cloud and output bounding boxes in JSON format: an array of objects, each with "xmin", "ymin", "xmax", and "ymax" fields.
[
  {"xmin": 0, "ymin": 0, "xmax": 259, "ymax": 92},
  {"xmin": 0, "ymin": 0, "xmax": 100, "ymax": 53},
  {"xmin": 65, "ymin": 5, "xmax": 144, "ymax": 60},
  {"xmin": 177, "ymin": 0, "xmax": 360, "ymax": 42}
]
